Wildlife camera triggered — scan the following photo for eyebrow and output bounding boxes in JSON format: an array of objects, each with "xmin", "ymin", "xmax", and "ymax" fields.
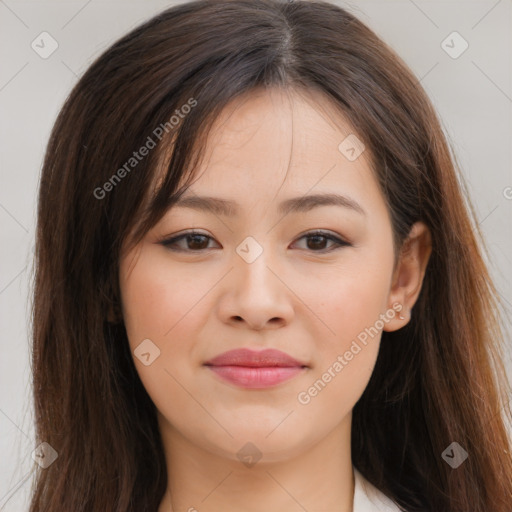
[{"xmin": 170, "ymin": 192, "xmax": 366, "ymax": 217}]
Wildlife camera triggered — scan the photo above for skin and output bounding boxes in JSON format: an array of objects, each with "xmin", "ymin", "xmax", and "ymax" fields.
[{"xmin": 118, "ymin": 86, "xmax": 432, "ymax": 512}]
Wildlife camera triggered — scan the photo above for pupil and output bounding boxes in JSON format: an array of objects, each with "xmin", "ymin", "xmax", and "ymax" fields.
[
  {"xmin": 189, "ymin": 234, "xmax": 206, "ymax": 249},
  {"xmin": 308, "ymin": 235, "xmax": 325, "ymax": 250}
]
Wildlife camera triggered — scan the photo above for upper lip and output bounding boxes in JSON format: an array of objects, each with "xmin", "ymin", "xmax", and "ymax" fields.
[{"xmin": 204, "ymin": 348, "xmax": 308, "ymax": 368}]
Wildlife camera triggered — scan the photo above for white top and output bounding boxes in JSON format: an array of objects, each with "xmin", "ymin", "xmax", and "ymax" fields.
[{"xmin": 353, "ymin": 468, "xmax": 402, "ymax": 511}]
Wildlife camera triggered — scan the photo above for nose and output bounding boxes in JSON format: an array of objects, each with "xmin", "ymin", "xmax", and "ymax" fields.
[{"xmin": 216, "ymin": 245, "xmax": 295, "ymax": 331}]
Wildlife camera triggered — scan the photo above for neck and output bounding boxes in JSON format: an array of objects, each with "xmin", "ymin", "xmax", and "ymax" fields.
[{"xmin": 157, "ymin": 413, "xmax": 355, "ymax": 512}]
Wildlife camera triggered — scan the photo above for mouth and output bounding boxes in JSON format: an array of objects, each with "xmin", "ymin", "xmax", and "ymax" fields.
[{"xmin": 203, "ymin": 348, "xmax": 308, "ymax": 389}]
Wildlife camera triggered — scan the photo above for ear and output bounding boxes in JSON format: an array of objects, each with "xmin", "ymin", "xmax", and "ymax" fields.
[{"xmin": 383, "ymin": 221, "xmax": 432, "ymax": 331}]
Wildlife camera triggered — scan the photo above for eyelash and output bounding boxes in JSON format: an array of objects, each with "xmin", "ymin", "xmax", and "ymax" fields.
[{"xmin": 158, "ymin": 230, "xmax": 351, "ymax": 253}]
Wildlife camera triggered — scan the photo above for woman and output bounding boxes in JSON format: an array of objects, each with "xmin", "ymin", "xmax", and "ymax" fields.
[{"xmin": 30, "ymin": 0, "xmax": 512, "ymax": 510}]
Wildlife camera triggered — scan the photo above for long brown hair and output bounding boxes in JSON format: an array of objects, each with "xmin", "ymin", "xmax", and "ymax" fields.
[{"xmin": 29, "ymin": 0, "xmax": 512, "ymax": 510}]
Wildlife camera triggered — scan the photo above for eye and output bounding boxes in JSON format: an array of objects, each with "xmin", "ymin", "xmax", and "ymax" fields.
[
  {"xmin": 292, "ymin": 230, "xmax": 351, "ymax": 252},
  {"xmin": 159, "ymin": 229, "xmax": 351, "ymax": 253},
  {"xmin": 159, "ymin": 230, "xmax": 219, "ymax": 252}
]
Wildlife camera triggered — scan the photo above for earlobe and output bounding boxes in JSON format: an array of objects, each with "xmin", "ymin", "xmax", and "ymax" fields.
[{"xmin": 383, "ymin": 221, "xmax": 432, "ymax": 332}]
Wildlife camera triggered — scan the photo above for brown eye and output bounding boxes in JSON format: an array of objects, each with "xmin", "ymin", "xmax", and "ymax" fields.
[
  {"xmin": 306, "ymin": 234, "xmax": 329, "ymax": 251},
  {"xmin": 160, "ymin": 231, "xmax": 218, "ymax": 252},
  {"xmin": 293, "ymin": 231, "xmax": 351, "ymax": 252},
  {"xmin": 184, "ymin": 234, "xmax": 210, "ymax": 250}
]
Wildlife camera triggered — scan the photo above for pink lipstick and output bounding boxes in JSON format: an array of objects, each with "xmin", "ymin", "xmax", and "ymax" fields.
[{"xmin": 203, "ymin": 348, "xmax": 307, "ymax": 389}]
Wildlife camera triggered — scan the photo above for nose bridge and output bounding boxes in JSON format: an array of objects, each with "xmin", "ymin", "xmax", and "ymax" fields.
[
  {"xmin": 221, "ymin": 234, "xmax": 293, "ymax": 329},
  {"xmin": 234, "ymin": 234, "xmax": 278, "ymax": 295}
]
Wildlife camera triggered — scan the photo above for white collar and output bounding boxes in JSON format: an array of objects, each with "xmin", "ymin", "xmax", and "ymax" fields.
[{"xmin": 352, "ymin": 468, "xmax": 402, "ymax": 511}]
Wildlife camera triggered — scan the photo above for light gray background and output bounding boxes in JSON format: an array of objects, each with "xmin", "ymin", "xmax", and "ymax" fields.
[{"xmin": 1, "ymin": 1, "xmax": 511, "ymax": 510}]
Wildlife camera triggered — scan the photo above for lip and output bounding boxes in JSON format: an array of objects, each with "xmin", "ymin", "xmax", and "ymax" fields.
[{"xmin": 203, "ymin": 348, "xmax": 308, "ymax": 389}]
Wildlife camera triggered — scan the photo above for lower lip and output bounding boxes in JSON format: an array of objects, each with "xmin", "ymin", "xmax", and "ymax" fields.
[{"xmin": 206, "ymin": 365, "xmax": 305, "ymax": 388}]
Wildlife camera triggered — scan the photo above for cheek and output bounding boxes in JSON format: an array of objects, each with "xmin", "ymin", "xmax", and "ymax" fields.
[
  {"xmin": 295, "ymin": 251, "xmax": 394, "ymax": 410},
  {"xmin": 294, "ymin": 284, "xmax": 384, "ymax": 428},
  {"xmin": 118, "ymin": 252, "xmax": 213, "ymax": 426},
  {"xmin": 120, "ymin": 250, "xmax": 208, "ymax": 348},
  {"xmin": 304, "ymin": 256, "xmax": 393, "ymax": 351}
]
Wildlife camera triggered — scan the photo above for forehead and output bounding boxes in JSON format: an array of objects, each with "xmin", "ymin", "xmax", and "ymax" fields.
[
  {"xmin": 205, "ymin": 86, "xmax": 357, "ymax": 163},
  {"xmin": 176, "ymin": 87, "xmax": 382, "ymax": 216}
]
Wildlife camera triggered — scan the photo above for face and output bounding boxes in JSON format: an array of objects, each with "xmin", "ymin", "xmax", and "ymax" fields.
[{"xmin": 119, "ymin": 87, "xmax": 401, "ymax": 463}]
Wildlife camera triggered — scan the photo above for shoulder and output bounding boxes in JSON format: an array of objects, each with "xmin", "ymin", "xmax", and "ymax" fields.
[{"xmin": 352, "ymin": 468, "xmax": 402, "ymax": 512}]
